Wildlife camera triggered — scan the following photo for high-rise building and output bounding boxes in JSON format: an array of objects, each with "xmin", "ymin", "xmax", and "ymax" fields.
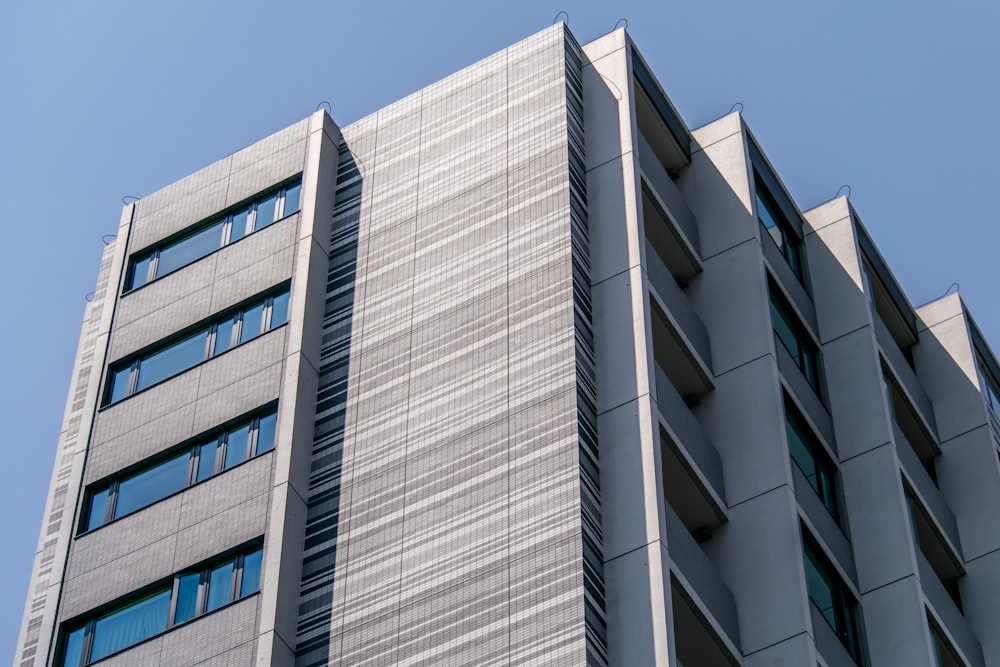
[{"xmin": 17, "ymin": 22, "xmax": 1000, "ymax": 667}]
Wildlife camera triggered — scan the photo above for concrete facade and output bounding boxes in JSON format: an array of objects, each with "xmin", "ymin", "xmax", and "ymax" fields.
[{"xmin": 18, "ymin": 22, "xmax": 1000, "ymax": 667}]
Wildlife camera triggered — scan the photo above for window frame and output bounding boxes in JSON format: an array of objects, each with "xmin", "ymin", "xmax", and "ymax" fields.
[
  {"xmin": 80, "ymin": 406, "xmax": 278, "ymax": 534},
  {"xmin": 57, "ymin": 543, "xmax": 263, "ymax": 667},
  {"xmin": 784, "ymin": 396, "xmax": 841, "ymax": 524},
  {"xmin": 124, "ymin": 178, "xmax": 302, "ymax": 293},
  {"xmin": 102, "ymin": 285, "xmax": 290, "ymax": 407},
  {"xmin": 769, "ymin": 278, "xmax": 823, "ymax": 397},
  {"xmin": 754, "ymin": 170, "xmax": 805, "ymax": 282},
  {"xmin": 802, "ymin": 532, "xmax": 862, "ymax": 663}
]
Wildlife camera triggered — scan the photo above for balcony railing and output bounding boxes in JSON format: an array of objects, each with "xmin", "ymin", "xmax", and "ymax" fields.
[
  {"xmin": 893, "ymin": 423, "xmax": 962, "ymax": 557},
  {"xmin": 637, "ymin": 132, "xmax": 701, "ymax": 255},
  {"xmin": 873, "ymin": 315, "xmax": 938, "ymax": 435},
  {"xmin": 654, "ymin": 363, "xmax": 725, "ymax": 502},
  {"xmin": 665, "ymin": 503, "xmax": 741, "ymax": 651},
  {"xmin": 647, "ymin": 243, "xmax": 712, "ymax": 370},
  {"xmin": 916, "ymin": 550, "xmax": 985, "ymax": 667},
  {"xmin": 792, "ymin": 465, "xmax": 857, "ymax": 583},
  {"xmin": 810, "ymin": 604, "xmax": 859, "ymax": 667}
]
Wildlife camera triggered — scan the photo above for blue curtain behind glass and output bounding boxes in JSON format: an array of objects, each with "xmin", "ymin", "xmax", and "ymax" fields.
[{"xmin": 89, "ymin": 589, "xmax": 170, "ymax": 661}]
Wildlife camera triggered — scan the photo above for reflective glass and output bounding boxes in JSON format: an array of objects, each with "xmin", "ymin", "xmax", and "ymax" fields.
[
  {"xmin": 786, "ymin": 417, "xmax": 818, "ymax": 490},
  {"xmin": 224, "ymin": 424, "xmax": 250, "ymax": 470},
  {"xmin": 206, "ymin": 560, "xmax": 234, "ymax": 612},
  {"xmin": 60, "ymin": 626, "xmax": 86, "ymax": 667},
  {"xmin": 283, "ymin": 183, "xmax": 301, "ymax": 217},
  {"xmin": 155, "ymin": 220, "xmax": 225, "ymax": 277},
  {"xmin": 229, "ymin": 208, "xmax": 250, "ymax": 243},
  {"xmin": 136, "ymin": 331, "xmax": 208, "ymax": 391},
  {"xmin": 85, "ymin": 487, "xmax": 111, "ymax": 531},
  {"xmin": 239, "ymin": 303, "xmax": 265, "ymax": 344},
  {"xmin": 214, "ymin": 317, "xmax": 235, "ymax": 356},
  {"xmin": 196, "ymin": 442, "xmax": 219, "ymax": 482},
  {"xmin": 240, "ymin": 549, "xmax": 263, "ymax": 597},
  {"xmin": 90, "ymin": 589, "xmax": 170, "ymax": 661},
  {"xmin": 114, "ymin": 452, "xmax": 190, "ymax": 518},
  {"xmin": 108, "ymin": 365, "xmax": 132, "ymax": 404},
  {"xmin": 173, "ymin": 572, "xmax": 200, "ymax": 625},
  {"xmin": 256, "ymin": 412, "xmax": 277, "ymax": 454},
  {"xmin": 756, "ymin": 190, "xmax": 783, "ymax": 248},
  {"xmin": 128, "ymin": 255, "xmax": 153, "ymax": 291},
  {"xmin": 803, "ymin": 543, "xmax": 837, "ymax": 630},
  {"xmin": 270, "ymin": 291, "xmax": 289, "ymax": 329},
  {"xmin": 253, "ymin": 194, "xmax": 278, "ymax": 231}
]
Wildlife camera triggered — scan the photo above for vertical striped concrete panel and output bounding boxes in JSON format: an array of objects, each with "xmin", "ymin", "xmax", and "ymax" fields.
[{"xmin": 295, "ymin": 23, "xmax": 604, "ymax": 666}]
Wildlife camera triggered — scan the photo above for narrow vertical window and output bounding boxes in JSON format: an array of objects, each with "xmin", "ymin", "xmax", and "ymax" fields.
[{"xmin": 282, "ymin": 182, "xmax": 301, "ymax": 216}]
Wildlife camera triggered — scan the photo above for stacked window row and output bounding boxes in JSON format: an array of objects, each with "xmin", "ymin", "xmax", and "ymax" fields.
[
  {"xmin": 105, "ymin": 286, "xmax": 289, "ymax": 405},
  {"xmin": 126, "ymin": 178, "xmax": 301, "ymax": 292},
  {"xmin": 82, "ymin": 407, "xmax": 277, "ymax": 532},
  {"xmin": 59, "ymin": 543, "xmax": 262, "ymax": 666}
]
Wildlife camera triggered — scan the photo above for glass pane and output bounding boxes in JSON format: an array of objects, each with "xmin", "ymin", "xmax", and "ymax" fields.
[
  {"xmin": 206, "ymin": 560, "xmax": 235, "ymax": 612},
  {"xmin": 254, "ymin": 194, "xmax": 278, "ymax": 230},
  {"xmin": 757, "ymin": 190, "xmax": 783, "ymax": 248},
  {"xmin": 256, "ymin": 412, "xmax": 277, "ymax": 455},
  {"xmin": 108, "ymin": 365, "xmax": 132, "ymax": 404},
  {"xmin": 86, "ymin": 487, "xmax": 111, "ymax": 531},
  {"xmin": 269, "ymin": 291, "xmax": 289, "ymax": 329},
  {"xmin": 229, "ymin": 208, "xmax": 250, "ymax": 243},
  {"xmin": 803, "ymin": 545, "xmax": 837, "ymax": 630},
  {"xmin": 224, "ymin": 424, "xmax": 251, "ymax": 470},
  {"xmin": 196, "ymin": 442, "xmax": 219, "ymax": 482},
  {"xmin": 173, "ymin": 572, "xmax": 201, "ymax": 624},
  {"xmin": 240, "ymin": 549, "xmax": 263, "ymax": 597},
  {"xmin": 136, "ymin": 331, "xmax": 208, "ymax": 391},
  {"xmin": 283, "ymin": 183, "xmax": 301, "ymax": 217},
  {"xmin": 60, "ymin": 626, "xmax": 86, "ymax": 667},
  {"xmin": 786, "ymin": 417, "xmax": 819, "ymax": 492},
  {"xmin": 214, "ymin": 318, "xmax": 235, "ymax": 356},
  {"xmin": 770, "ymin": 297, "xmax": 800, "ymax": 362},
  {"xmin": 90, "ymin": 588, "xmax": 170, "ymax": 661},
  {"xmin": 128, "ymin": 255, "xmax": 153, "ymax": 290},
  {"xmin": 239, "ymin": 303, "xmax": 265, "ymax": 344},
  {"xmin": 156, "ymin": 220, "xmax": 225, "ymax": 277},
  {"xmin": 114, "ymin": 452, "xmax": 190, "ymax": 518}
]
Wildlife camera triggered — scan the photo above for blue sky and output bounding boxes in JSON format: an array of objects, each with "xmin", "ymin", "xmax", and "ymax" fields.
[{"xmin": 2, "ymin": 0, "xmax": 998, "ymax": 660}]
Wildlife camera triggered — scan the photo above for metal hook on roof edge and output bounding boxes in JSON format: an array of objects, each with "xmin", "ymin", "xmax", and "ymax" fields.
[
  {"xmin": 615, "ymin": 18, "xmax": 628, "ymax": 31},
  {"xmin": 85, "ymin": 292, "xmax": 95, "ymax": 302},
  {"xmin": 836, "ymin": 184, "xmax": 852, "ymax": 199},
  {"xmin": 122, "ymin": 195, "xmax": 139, "ymax": 205},
  {"xmin": 728, "ymin": 103, "xmax": 744, "ymax": 115},
  {"xmin": 316, "ymin": 101, "xmax": 332, "ymax": 114},
  {"xmin": 941, "ymin": 282, "xmax": 960, "ymax": 298},
  {"xmin": 553, "ymin": 11, "xmax": 568, "ymax": 25},
  {"xmin": 102, "ymin": 235, "xmax": 116, "ymax": 245}
]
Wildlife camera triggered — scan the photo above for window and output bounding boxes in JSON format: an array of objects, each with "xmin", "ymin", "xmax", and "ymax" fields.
[
  {"xmin": 58, "ymin": 544, "xmax": 262, "ymax": 666},
  {"xmin": 755, "ymin": 170, "xmax": 804, "ymax": 281},
  {"xmin": 82, "ymin": 408, "xmax": 277, "ymax": 532},
  {"xmin": 803, "ymin": 534, "xmax": 861, "ymax": 662},
  {"xmin": 104, "ymin": 286, "xmax": 289, "ymax": 405},
  {"xmin": 770, "ymin": 280, "xmax": 822, "ymax": 396},
  {"xmin": 785, "ymin": 397, "xmax": 840, "ymax": 523},
  {"xmin": 126, "ymin": 179, "xmax": 302, "ymax": 291},
  {"xmin": 976, "ymin": 352, "xmax": 1000, "ymax": 420}
]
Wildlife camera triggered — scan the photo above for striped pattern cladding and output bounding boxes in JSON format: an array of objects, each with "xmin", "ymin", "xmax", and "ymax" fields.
[
  {"xmin": 294, "ymin": 23, "xmax": 601, "ymax": 665},
  {"xmin": 295, "ymin": 145, "xmax": 362, "ymax": 666},
  {"xmin": 565, "ymin": 32, "xmax": 608, "ymax": 667}
]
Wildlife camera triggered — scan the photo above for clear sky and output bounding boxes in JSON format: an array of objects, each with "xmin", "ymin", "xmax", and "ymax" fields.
[{"xmin": 1, "ymin": 0, "xmax": 997, "ymax": 661}]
